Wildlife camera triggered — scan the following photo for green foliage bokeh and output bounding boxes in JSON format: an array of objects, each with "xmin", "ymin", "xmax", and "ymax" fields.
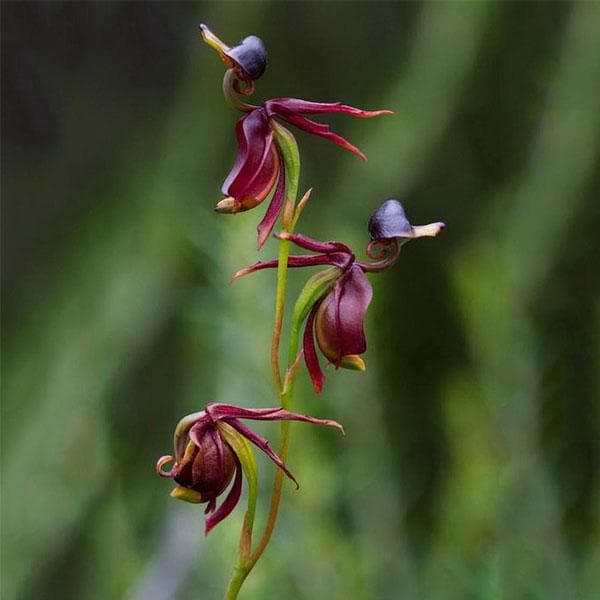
[{"xmin": 2, "ymin": 2, "xmax": 599, "ymax": 599}]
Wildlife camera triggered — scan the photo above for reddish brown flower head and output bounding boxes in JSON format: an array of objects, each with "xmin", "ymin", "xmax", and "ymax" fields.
[
  {"xmin": 201, "ymin": 25, "xmax": 393, "ymax": 248},
  {"xmin": 156, "ymin": 403, "xmax": 343, "ymax": 534},
  {"xmin": 233, "ymin": 201, "xmax": 445, "ymax": 392}
]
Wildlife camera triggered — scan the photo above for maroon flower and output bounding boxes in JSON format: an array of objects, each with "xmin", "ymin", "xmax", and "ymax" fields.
[
  {"xmin": 156, "ymin": 402, "xmax": 343, "ymax": 534},
  {"xmin": 200, "ymin": 25, "xmax": 393, "ymax": 248},
  {"xmin": 233, "ymin": 200, "xmax": 445, "ymax": 392}
]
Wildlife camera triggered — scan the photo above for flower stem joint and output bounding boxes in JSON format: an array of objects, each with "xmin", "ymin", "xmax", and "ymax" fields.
[{"xmin": 156, "ymin": 403, "xmax": 343, "ymax": 534}]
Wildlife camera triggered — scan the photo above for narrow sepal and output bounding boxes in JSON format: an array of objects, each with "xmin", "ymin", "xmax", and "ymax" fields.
[
  {"xmin": 272, "ymin": 110, "xmax": 367, "ymax": 161},
  {"xmin": 205, "ymin": 457, "xmax": 243, "ymax": 534},
  {"xmin": 232, "ymin": 255, "xmax": 338, "ymax": 282},
  {"xmin": 173, "ymin": 411, "xmax": 206, "ymax": 462},
  {"xmin": 224, "ymin": 417, "xmax": 299, "ymax": 488},
  {"xmin": 303, "ymin": 302, "xmax": 326, "ymax": 394},
  {"xmin": 267, "ymin": 98, "xmax": 393, "ymax": 118},
  {"xmin": 207, "ymin": 403, "xmax": 344, "ymax": 434},
  {"xmin": 256, "ymin": 156, "xmax": 285, "ymax": 249},
  {"xmin": 276, "ymin": 232, "xmax": 353, "ymax": 255}
]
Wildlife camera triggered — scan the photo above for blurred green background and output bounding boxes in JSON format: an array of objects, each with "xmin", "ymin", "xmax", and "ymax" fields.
[{"xmin": 2, "ymin": 2, "xmax": 599, "ymax": 599}]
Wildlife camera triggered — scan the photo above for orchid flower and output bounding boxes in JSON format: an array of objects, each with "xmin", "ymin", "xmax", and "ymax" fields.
[
  {"xmin": 233, "ymin": 200, "xmax": 445, "ymax": 392},
  {"xmin": 156, "ymin": 402, "xmax": 343, "ymax": 534},
  {"xmin": 199, "ymin": 24, "xmax": 393, "ymax": 248}
]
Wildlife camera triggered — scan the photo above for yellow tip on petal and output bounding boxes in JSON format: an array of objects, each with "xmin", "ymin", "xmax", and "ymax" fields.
[
  {"xmin": 412, "ymin": 222, "xmax": 446, "ymax": 238},
  {"xmin": 341, "ymin": 355, "xmax": 366, "ymax": 371},
  {"xmin": 214, "ymin": 197, "xmax": 237, "ymax": 213},
  {"xmin": 198, "ymin": 24, "xmax": 232, "ymax": 63},
  {"xmin": 170, "ymin": 485, "xmax": 204, "ymax": 504}
]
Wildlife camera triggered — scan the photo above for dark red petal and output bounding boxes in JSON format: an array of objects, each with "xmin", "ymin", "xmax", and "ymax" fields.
[
  {"xmin": 232, "ymin": 254, "xmax": 339, "ymax": 281},
  {"xmin": 277, "ymin": 232, "xmax": 353, "ymax": 255},
  {"xmin": 204, "ymin": 497, "xmax": 217, "ymax": 515},
  {"xmin": 224, "ymin": 418, "xmax": 299, "ymax": 488},
  {"xmin": 330, "ymin": 265, "xmax": 373, "ymax": 358},
  {"xmin": 205, "ymin": 458, "xmax": 243, "ymax": 535},
  {"xmin": 207, "ymin": 404, "xmax": 343, "ymax": 434},
  {"xmin": 303, "ymin": 302, "xmax": 325, "ymax": 394},
  {"xmin": 222, "ymin": 109, "xmax": 275, "ymax": 199},
  {"xmin": 272, "ymin": 110, "xmax": 367, "ymax": 161},
  {"xmin": 256, "ymin": 155, "xmax": 285, "ymax": 249},
  {"xmin": 266, "ymin": 98, "xmax": 393, "ymax": 118},
  {"xmin": 188, "ymin": 422, "xmax": 211, "ymax": 448}
]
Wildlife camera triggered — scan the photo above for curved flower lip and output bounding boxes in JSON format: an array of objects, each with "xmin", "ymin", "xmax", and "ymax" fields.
[
  {"xmin": 216, "ymin": 109, "xmax": 285, "ymax": 248},
  {"xmin": 199, "ymin": 24, "xmax": 267, "ymax": 81},
  {"xmin": 156, "ymin": 402, "xmax": 344, "ymax": 534},
  {"xmin": 304, "ymin": 264, "xmax": 372, "ymax": 393},
  {"xmin": 218, "ymin": 110, "xmax": 280, "ymax": 215},
  {"xmin": 368, "ymin": 199, "xmax": 445, "ymax": 242}
]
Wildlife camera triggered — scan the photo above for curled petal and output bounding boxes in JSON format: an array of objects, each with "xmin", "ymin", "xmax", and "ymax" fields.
[
  {"xmin": 156, "ymin": 455, "xmax": 177, "ymax": 478},
  {"xmin": 357, "ymin": 239, "xmax": 401, "ymax": 273},
  {"xmin": 303, "ymin": 301, "xmax": 325, "ymax": 394},
  {"xmin": 205, "ymin": 458, "xmax": 243, "ymax": 535},
  {"xmin": 173, "ymin": 410, "xmax": 206, "ymax": 462}
]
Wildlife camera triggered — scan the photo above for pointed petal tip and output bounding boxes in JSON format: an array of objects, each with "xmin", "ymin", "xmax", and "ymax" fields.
[
  {"xmin": 341, "ymin": 354, "xmax": 366, "ymax": 371},
  {"xmin": 412, "ymin": 222, "xmax": 446, "ymax": 238},
  {"xmin": 214, "ymin": 197, "xmax": 237, "ymax": 214},
  {"xmin": 312, "ymin": 379, "xmax": 324, "ymax": 395}
]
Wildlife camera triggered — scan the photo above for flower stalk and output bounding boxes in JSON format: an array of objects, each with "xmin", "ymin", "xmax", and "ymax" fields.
[{"xmin": 155, "ymin": 24, "xmax": 444, "ymax": 600}]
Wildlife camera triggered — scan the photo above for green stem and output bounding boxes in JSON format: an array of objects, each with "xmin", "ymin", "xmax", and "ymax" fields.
[
  {"xmin": 223, "ymin": 121, "xmax": 300, "ymax": 599},
  {"xmin": 224, "ymin": 565, "xmax": 251, "ymax": 600}
]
